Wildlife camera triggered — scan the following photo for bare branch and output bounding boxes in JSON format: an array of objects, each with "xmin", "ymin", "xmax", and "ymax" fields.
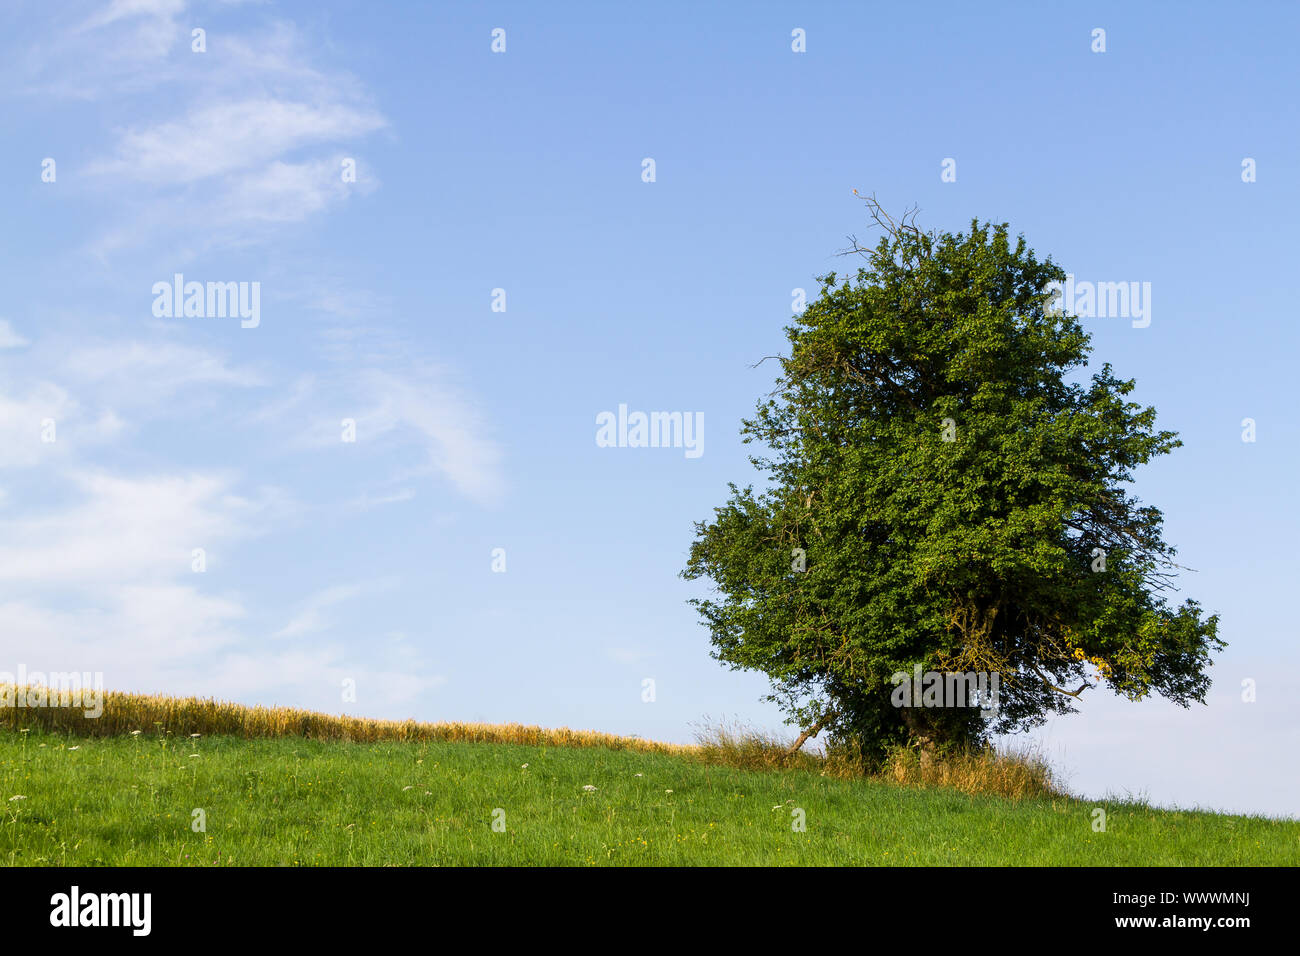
[{"xmin": 1028, "ymin": 662, "xmax": 1092, "ymax": 699}]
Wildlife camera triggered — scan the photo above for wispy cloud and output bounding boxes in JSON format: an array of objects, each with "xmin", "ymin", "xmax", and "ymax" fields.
[
  {"xmin": 0, "ymin": 469, "xmax": 271, "ymax": 586},
  {"xmin": 316, "ymin": 367, "xmax": 507, "ymax": 507},
  {"xmin": 346, "ymin": 488, "xmax": 416, "ymax": 511},
  {"xmin": 0, "ymin": 1, "xmax": 453, "ymax": 718},
  {"xmin": 79, "ymin": 0, "xmax": 186, "ymax": 39},
  {"xmin": 274, "ymin": 580, "xmax": 395, "ymax": 640},
  {"xmin": 91, "ymin": 99, "xmax": 384, "ymax": 185},
  {"xmin": 10, "ymin": 4, "xmax": 390, "ymax": 253},
  {"xmin": 0, "ymin": 320, "xmax": 29, "ymax": 349},
  {"xmin": 62, "ymin": 341, "xmax": 264, "ymax": 400},
  {"xmin": 219, "ymin": 155, "xmax": 376, "ymax": 224},
  {"xmin": 260, "ymin": 364, "xmax": 507, "ymax": 508},
  {"xmin": 0, "ymin": 382, "xmax": 121, "ymax": 469},
  {"xmin": 9, "ymin": 0, "xmax": 189, "ymax": 99}
]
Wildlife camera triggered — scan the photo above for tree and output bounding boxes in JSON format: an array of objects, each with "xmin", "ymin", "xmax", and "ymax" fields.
[{"xmin": 682, "ymin": 196, "xmax": 1223, "ymax": 765}]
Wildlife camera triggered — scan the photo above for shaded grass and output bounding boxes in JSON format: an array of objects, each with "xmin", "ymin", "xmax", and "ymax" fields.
[
  {"xmin": 691, "ymin": 720, "xmax": 1060, "ymax": 801},
  {"xmin": 879, "ymin": 744, "xmax": 1061, "ymax": 800}
]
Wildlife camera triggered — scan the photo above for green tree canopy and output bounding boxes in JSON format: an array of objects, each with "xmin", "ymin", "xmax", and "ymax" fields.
[{"xmin": 683, "ymin": 198, "xmax": 1223, "ymax": 762}]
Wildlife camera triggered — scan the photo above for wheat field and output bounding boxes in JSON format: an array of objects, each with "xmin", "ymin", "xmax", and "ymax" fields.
[{"xmin": 0, "ymin": 685, "xmax": 694, "ymax": 755}]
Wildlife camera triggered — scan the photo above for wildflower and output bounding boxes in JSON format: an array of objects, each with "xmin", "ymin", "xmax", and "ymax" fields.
[
  {"xmin": 9, "ymin": 795, "xmax": 25, "ymax": 801},
  {"xmin": 521, "ymin": 763, "xmax": 529, "ymax": 769},
  {"xmin": 582, "ymin": 785, "xmax": 597, "ymax": 792},
  {"xmin": 131, "ymin": 730, "xmax": 142, "ymax": 737},
  {"xmin": 665, "ymin": 789, "xmax": 673, "ymax": 794},
  {"xmin": 402, "ymin": 786, "xmax": 413, "ymax": 791},
  {"xmin": 67, "ymin": 746, "xmax": 80, "ymax": 751}
]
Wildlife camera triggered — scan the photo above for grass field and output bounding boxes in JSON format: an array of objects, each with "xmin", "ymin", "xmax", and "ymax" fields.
[{"xmin": 2, "ymin": 726, "xmax": 1296, "ymax": 866}]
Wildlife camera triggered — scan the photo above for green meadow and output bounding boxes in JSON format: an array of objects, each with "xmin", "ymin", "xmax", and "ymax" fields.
[{"xmin": 2, "ymin": 728, "xmax": 1295, "ymax": 866}]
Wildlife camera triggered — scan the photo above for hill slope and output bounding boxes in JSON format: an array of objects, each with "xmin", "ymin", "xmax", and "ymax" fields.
[{"xmin": 2, "ymin": 727, "xmax": 1295, "ymax": 866}]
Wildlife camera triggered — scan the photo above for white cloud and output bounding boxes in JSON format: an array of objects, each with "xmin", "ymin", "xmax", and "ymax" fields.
[
  {"xmin": 5, "ymin": 0, "xmax": 189, "ymax": 99},
  {"xmin": 0, "ymin": 585, "xmax": 243, "ymax": 677},
  {"xmin": 0, "ymin": 320, "xmax": 29, "ymax": 349},
  {"xmin": 275, "ymin": 581, "xmax": 384, "ymax": 639},
  {"xmin": 366, "ymin": 369, "xmax": 506, "ymax": 509},
  {"xmin": 92, "ymin": 99, "xmax": 384, "ymax": 185},
  {"xmin": 0, "ymin": 340, "xmax": 263, "ymax": 465},
  {"xmin": 0, "ymin": 6, "xmax": 447, "ymax": 718},
  {"xmin": 62, "ymin": 341, "xmax": 264, "ymax": 407},
  {"xmin": 80, "ymin": 0, "xmax": 185, "ymax": 31},
  {"xmin": 7, "ymin": 7, "xmax": 390, "ymax": 250},
  {"xmin": 346, "ymin": 488, "xmax": 416, "ymax": 511},
  {"xmin": 192, "ymin": 644, "xmax": 445, "ymax": 711},
  {"xmin": 0, "ymin": 593, "xmax": 444, "ymax": 712},
  {"xmin": 77, "ymin": 0, "xmax": 187, "ymax": 63},
  {"xmin": 352, "ymin": 369, "xmax": 507, "ymax": 506},
  {"xmin": 0, "ymin": 457, "xmax": 443, "ymax": 712},
  {"xmin": 220, "ymin": 156, "xmax": 369, "ymax": 224},
  {"xmin": 246, "ymin": 373, "xmax": 314, "ymax": 424},
  {"xmin": 0, "ymin": 469, "xmax": 267, "ymax": 586},
  {"xmin": 0, "ymin": 382, "xmax": 80, "ymax": 468},
  {"xmin": 0, "ymin": 387, "xmax": 66, "ymax": 464},
  {"xmin": 0, "ymin": 464, "xmax": 256, "ymax": 683},
  {"xmin": 0, "ymin": 461, "xmax": 441, "ymax": 711},
  {"xmin": 266, "ymin": 365, "xmax": 506, "ymax": 507}
]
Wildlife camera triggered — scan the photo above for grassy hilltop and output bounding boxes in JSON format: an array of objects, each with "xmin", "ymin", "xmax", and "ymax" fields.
[{"xmin": 0, "ymin": 691, "xmax": 1295, "ymax": 866}]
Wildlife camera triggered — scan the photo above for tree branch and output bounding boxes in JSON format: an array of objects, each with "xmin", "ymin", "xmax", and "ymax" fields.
[
  {"xmin": 1028, "ymin": 663, "xmax": 1091, "ymax": 699},
  {"xmin": 786, "ymin": 709, "xmax": 836, "ymax": 756}
]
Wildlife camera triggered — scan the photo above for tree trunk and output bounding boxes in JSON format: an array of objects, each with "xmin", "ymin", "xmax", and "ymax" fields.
[{"xmin": 785, "ymin": 711, "xmax": 835, "ymax": 757}]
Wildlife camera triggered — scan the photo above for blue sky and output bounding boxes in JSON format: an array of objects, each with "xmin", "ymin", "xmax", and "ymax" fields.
[{"xmin": 1, "ymin": 0, "xmax": 1296, "ymax": 818}]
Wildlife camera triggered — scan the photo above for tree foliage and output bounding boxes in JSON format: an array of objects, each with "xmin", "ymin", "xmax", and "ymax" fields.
[{"xmin": 683, "ymin": 198, "xmax": 1223, "ymax": 762}]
